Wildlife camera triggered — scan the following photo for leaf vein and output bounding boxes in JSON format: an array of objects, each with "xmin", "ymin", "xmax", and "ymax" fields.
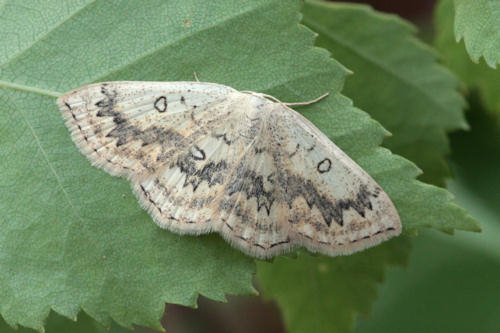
[
  {"xmin": 302, "ymin": 17, "xmax": 453, "ymax": 116},
  {"xmin": 3, "ymin": 88, "xmax": 83, "ymax": 223}
]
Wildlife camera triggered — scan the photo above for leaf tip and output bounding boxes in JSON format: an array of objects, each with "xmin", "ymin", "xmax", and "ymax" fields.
[
  {"xmin": 485, "ymin": 58, "xmax": 498, "ymax": 69},
  {"xmin": 150, "ymin": 321, "xmax": 166, "ymax": 332},
  {"xmin": 250, "ymin": 287, "xmax": 259, "ymax": 296},
  {"xmin": 468, "ymin": 220, "xmax": 482, "ymax": 233}
]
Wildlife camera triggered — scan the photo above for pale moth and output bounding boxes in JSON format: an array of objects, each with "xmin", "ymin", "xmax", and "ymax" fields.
[{"xmin": 57, "ymin": 81, "xmax": 401, "ymax": 259}]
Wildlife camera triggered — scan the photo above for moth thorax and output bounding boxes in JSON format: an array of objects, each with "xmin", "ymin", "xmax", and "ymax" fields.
[{"xmin": 235, "ymin": 94, "xmax": 265, "ymax": 141}]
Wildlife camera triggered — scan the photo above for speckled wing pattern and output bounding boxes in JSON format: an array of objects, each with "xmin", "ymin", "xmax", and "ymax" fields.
[{"xmin": 57, "ymin": 81, "xmax": 401, "ymax": 259}]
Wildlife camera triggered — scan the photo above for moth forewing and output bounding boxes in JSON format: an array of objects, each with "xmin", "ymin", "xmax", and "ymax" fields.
[{"xmin": 57, "ymin": 81, "xmax": 401, "ymax": 259}]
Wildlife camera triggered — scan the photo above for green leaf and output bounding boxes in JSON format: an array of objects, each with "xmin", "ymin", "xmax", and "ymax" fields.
[
  {"xmin": 258, "ymin": 237, "xmax": 411, "ymax": 333},
  {"xmin": 301, "ymin": 0, "xmax": 468, "ymax": 186},
  {"xmin": 435, "ymin": 0, "xmax": 500, "ymax": 120},
  {"xmin": 453, "ymin": 0, "xmax": 500, "ymax": 68},
  {"xmin": 0, "ymin": 0, "xmax": 479, "ymax": 332}
]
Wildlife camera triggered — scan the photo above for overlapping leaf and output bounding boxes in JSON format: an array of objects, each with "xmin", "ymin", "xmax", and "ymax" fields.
[
  {"xmin": 301, "ymin": 0, "xmax": 468, "ymax": 186},
  {"xmin": 0, "ymin": 0, "xmax": 479, "ymax": 332},
  {"xmin": 435, "ymin": 0, "xmax": 500, "ymax": 121},
  {"xmin": 453, "ymin": 0, "xmax": 500, "ymax": 68}
]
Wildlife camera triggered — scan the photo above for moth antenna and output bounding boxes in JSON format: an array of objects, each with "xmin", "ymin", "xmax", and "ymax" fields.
[
  {"xmin": 284, "ymin": 92, "xmax": 329, "ymax": 106},
  {"xmin": 241, "ymin": 91, "xmax": 329, "ymax": 107}
]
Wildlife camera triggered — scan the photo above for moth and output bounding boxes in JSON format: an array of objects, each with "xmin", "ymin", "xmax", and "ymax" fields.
[{"xmin": 57, "ymin": 81, "xmax": 401, "ymax": 259}]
